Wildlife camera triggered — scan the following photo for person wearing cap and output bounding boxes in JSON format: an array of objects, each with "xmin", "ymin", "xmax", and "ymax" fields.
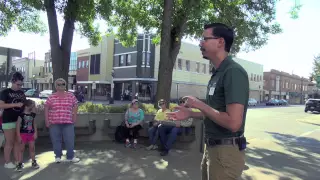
[
  {"xmin": 146, "ymin": 99, "xmax": 170, "ymax": 150},
  {"xmin": 123, "ymin": 99, "xmax": 144, "ymax": 148},
  {"xmin": 167, "ymin": 23, "xmax": 249, "ymax": 180}
]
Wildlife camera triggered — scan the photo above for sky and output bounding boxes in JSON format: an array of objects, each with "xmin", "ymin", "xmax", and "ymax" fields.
[{"xmin": 0, "ymin": 0, "xmax": 319, "ymax": 78}]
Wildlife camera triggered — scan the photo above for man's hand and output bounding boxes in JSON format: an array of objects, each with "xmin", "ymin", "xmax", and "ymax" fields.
[
  {"xmin": 166, "ymin": 106, "xmax": 192, "ymax": 121},
  {"xmin": 183, "ymin": 96, "xmax": 205, "ymax": 109}
]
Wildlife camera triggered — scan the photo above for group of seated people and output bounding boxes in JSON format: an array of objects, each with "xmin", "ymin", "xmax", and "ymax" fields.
[{"xmin": 121, "ymin": 98, "xmax": 193, "ymax": 156}]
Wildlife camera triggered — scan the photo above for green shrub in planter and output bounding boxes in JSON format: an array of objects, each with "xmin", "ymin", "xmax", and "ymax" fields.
[
  {"xmin": 35, "ymin": 101, "xmax": 160, "ymax": 114},
  {"xmin": 108, "ymin": 105, "xmax": 128, "ymax": 113},
  {"xmin": 141, "ymin": 103, "xmax": 157, "ymax": 114},
  {"xmin": 78, "ymin": 102, "xmax": 109, "ymax": 113}
]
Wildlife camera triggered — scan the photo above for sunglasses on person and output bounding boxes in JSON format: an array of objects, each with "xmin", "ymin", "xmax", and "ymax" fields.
[
  {"xmin": 159, "ymin": 102, "xmax": 165, "ymax": 106},
  {"xmin": 179, "ymin": 100, "xmax": 185, "ymax": 104},
  {"xmin": 57, "ymin": 83, "xmax": 65, "ymax": 87}
]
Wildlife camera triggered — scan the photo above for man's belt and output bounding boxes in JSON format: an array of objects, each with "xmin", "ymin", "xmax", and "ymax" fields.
[{"xmin": 205, "ymin": 137, "xmax": 241, "ymax": 146}]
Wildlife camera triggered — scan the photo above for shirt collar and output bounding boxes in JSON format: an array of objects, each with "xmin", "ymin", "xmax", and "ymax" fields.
[{"xmin": 211, "ymin": 56, "xmax": 232, "ymax": 74}]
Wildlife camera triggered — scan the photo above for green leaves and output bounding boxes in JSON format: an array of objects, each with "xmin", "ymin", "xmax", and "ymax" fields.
[
  {"xmin": 289, "ymin": 0, "xmax": 302, "ymax": 19},
  {"xmin": 111, "ymin": 0, "xmax": 284, "ymax": 54},
  {"xmin": 311, "ymin": 55, "xmax": 320, "ymax": 80},
  {"xmin": 0, "ymin": 0, "xmax": 114, "ymax": 46},
  {"xmin": 0, "ymin": 0, "xmax": 46, "ymax": 36}
]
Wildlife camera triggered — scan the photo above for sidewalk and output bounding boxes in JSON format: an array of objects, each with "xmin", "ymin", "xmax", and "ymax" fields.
[
  {"xmin": 0, "ymin": 142, "xmax": 202, "ymax": 180},
  {"xmin": 1, "ymin": 138, "xmax": 319, "ymax": 180}
]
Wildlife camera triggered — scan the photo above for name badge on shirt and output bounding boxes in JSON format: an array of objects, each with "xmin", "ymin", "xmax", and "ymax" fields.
[{"xmin": 209, "ymin": 87, "xmax": 215, "ymax": 95}]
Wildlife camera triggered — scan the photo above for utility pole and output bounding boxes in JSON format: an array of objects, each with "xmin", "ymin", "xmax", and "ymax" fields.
[
  {"xmin": 5, "ymin": 49, "xmax": 11, "ymax": 88},
  {"xmin": 300, "ymin": 77, "xmax": 303, "ymax": 104},
  {"xmin": 279, "ymin": 75, "xmax": 282, "ymax": 99}
]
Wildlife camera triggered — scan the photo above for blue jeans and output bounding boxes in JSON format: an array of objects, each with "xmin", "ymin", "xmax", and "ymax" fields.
[
  {"xmin": 49, "ymin": 124, "xmax": 75, "ymax": 160},
  {"xmin": 159, "ymin": 125, "xmax": 182, "ymax": 151},
  {"xmin": 148, "ymin": 126, "xmax": 159, "ymax": 145}
]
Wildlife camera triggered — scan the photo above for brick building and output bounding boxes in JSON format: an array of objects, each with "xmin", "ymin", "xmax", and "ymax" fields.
[{"xmin": 263, "ymin": 69, "xmax": 314, "ymax": 104}]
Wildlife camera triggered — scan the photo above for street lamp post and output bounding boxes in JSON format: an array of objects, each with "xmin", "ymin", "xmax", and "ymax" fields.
[
  {"xmin": 176, "ymin": 83, "xmax": 179, "ymax": 101},
  {"xmin": 111, "ymin": 69, "xmax": 115, "ymax": 98}
]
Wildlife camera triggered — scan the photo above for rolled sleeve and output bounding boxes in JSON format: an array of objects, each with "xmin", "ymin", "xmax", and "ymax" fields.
[{"xmin": 223, "ymin": 68, "xmax": 249, "ymax": 105}]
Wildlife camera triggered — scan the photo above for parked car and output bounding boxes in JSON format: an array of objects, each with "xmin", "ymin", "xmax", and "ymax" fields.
[
  {"xmin": 39, "ymin": 90, "xmax": 53, "ymax": 99},
  {"xmin": 305, "ymin": 99, "xmax": 320, "ymax": 113},
  {"xmin": 266, "ymin": 99, "xmax": 280, "ymax": 106},
  {"xmin": 248, "ymin": 98, "xmax": 257, "ymax": 106},
  {"xmin": 24, "ymin": 89, "xmax": 39, "ymax": 97},
  {"xmin": 21, "ymin": 88, "xmax": 31, "ymax": 92},
  {"xmin": 279, "ymin": 99, "xmax": 289, "ymax": 106}
]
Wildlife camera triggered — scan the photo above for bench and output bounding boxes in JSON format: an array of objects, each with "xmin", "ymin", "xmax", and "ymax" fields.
[
  {"xmin": 103, "ymin": 119, "xmax": 196, "ymax": 149},
  {"xmin": 37, "ymin": 119, "xmax": 97, "ymax": 137}
]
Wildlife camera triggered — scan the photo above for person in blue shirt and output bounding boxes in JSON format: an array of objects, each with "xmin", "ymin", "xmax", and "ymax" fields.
[{"xmin": 124, "ymin": 99, "xmax": 144, "ymax": 148}]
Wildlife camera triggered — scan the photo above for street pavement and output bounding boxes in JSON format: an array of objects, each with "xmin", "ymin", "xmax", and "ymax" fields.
[{"xmin": 1, "ymin": 106, "xmax": 319, "ymax": 180}]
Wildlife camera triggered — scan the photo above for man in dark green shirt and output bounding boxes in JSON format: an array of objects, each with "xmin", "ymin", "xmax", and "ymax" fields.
[{"xmin": 167, "ymin": 23, "xmax": 249, "ymax": 180}]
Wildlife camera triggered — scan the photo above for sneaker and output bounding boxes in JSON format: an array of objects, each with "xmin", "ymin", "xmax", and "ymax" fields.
[
  {"xmin": 66, "ymin": 157, "xmax": 80, "ymax": 163},
  {"xmin": 16, "ymin": 163, "xmax": 23, "ymax": 172},
  {"xmin": 145, "ymin": 145, "xmax": 154, "ymax": 150},
  {"xmin": 4, "ymin": 162, "xmax": 16, "ymax": 169},
  {"xmin": 152, "ymin": 145, "xmax": 158, "ymax": 150},
  {"xmin": 15, "ymin": 162, "xmax": 24, "ymax": 167},
  {"xmin": 55, "ymin": 158, "xmax": 61, "ymax": 163},
  {"xmin": 160, "ymin": 150, "xmax": 169, "ymax": 156},
  {"xmin": 32, "ymin": 160, "xmax": 39, "ymax": 169},
  {"xmin": 125, "ymin": 141, "xmax": 131, "ymax": 148},
  {"xmin": 132, "ymin": 142, "xmax": 137, "ymax": 149}
]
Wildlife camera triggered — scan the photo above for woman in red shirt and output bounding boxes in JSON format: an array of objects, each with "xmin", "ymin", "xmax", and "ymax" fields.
[{"xmin": 45, "ymin": 78, "xmax": 79, "ymax": 163}]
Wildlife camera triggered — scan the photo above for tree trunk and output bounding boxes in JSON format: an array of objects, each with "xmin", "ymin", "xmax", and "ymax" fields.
[
  {"xmin": 155, "ymin": 0, "xmax": 192, "ymax": 107},
  {"xmin": 45, "ymin": 0, "xmax": 75, "ymax": 91},
  {"xmin": 155, "ymin": 0, "xmax": 174, "ymax": 107}
]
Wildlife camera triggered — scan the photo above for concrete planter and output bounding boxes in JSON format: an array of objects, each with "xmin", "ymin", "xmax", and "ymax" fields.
[
  {"xmin": 35, "ymin": 112, "xmax": 155, "ymax": 129},
  {"xmin": 33, "ymin": 112, "xmax": 199, "ymax": 151}
]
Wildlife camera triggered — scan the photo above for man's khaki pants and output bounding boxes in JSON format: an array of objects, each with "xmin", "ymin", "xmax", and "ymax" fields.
[{"xmin": 201, "ymin": 144, "xmax": 245, "ymax": 180}]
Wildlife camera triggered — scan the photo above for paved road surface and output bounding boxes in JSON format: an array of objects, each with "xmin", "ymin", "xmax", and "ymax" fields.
[{"xmin": 0, "ymin": 106, "xmax": 319, "ymax": 180}]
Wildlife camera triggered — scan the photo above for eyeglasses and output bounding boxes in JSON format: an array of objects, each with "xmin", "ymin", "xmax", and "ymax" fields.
[
  {"xmin": 159, "ymin": 103, "xmax": 165, "ymax": 106},
  {"xmin": 179, "ymin": 101, "xmax": 185, "ymax": 104},
  {"xmin": 57, "ymin": 83, "xmax": 65, "ymax": 87},
  {"xmin": 200, "ymin": 36, "xmax": 220, "ymax": 42}
]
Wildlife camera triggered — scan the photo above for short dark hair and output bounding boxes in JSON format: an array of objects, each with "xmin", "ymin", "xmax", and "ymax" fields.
[
  {"xmin": 11, "ymin": 72, "xmax": 24, "ymax": 82},
  {"xmin": 23, "ymin": 99, "xmax": 34, "ymax": 107},
  {"xmin": 204, "ymin": 23, "xmax": 234, "ymax": 52}
]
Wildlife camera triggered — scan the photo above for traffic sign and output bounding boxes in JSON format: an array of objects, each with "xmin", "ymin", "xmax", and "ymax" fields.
[{"xmin": 92, "ymin": 82, "xmax": 96, "ymax": 89}]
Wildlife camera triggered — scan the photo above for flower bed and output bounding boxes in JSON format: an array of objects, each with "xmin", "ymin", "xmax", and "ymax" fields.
[{"xmin": 34, "ymin": 101, "xmax": 184, "ymax": 115}]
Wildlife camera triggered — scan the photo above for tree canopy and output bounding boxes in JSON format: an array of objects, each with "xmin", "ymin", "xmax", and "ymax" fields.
[
  {"xmin": 0, "ymin": 0, "xmax": 46, "ymax": 36},
  {"xmin": 311, "ymin": 55, "xmax": 320, "ymax": 81},
  {"xmin": 110, "ymin": 0, "xmax": 286, "ymax": 104},
  {"xmin": 111, "ymin": 0, "xmax": 283, "ymax": 53},
  {"xmin": 1, "ymin": 0, "xmax": 113, "ymax": 90}
]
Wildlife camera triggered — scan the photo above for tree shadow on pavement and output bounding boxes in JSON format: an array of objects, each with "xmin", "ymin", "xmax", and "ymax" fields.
[
  {"xmin": 242, "ymin": 132, "xmax": 320, "ymax": 180},
  {"xmin": 3, "ymin": 142, "xmax": 202, "ymax": 180}
]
